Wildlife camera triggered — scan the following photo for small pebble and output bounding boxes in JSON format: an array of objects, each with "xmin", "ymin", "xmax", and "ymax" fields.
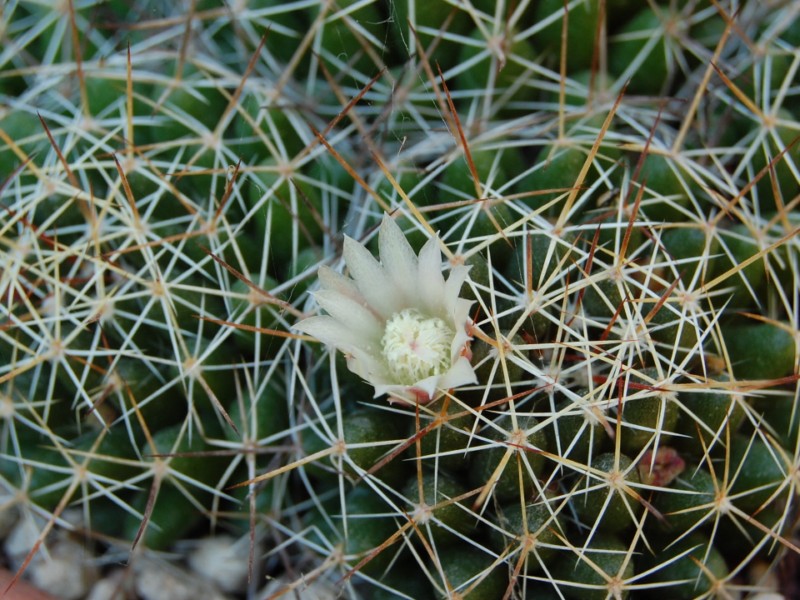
[
  {"xmin": 134, "ymin": 558, "xmax": 228, "ymax": 600},
  {"xmin": 187, "ymin": 535, "xmax": 252, "ymax": 594},
  {"xmin": 28, "ymin": 538, "xmax": 98, "ymax": 600}
]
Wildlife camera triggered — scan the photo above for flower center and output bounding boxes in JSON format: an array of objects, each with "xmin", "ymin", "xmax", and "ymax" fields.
[{"xmin": 381, "ymin": 309, "xmax": 453, "ymax": 384}]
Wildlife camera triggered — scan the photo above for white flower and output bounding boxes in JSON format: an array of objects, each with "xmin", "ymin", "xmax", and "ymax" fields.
[{"xmin": 295, "ymin": 214, "xmax": 477, "ymax": 404}]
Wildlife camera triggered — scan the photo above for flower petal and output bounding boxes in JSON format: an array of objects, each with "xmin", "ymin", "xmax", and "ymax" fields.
[
  {"xmin": 448, "ymin": 297, "xmax": 473, "ymax": 335},
  {"xmin": 450, "ymin": 322, "xmax": 472, "ymax": 362},
  {"xmin": 374, "ymin": 382, "xmax": 436, "ymax": 405},
  {"xmin": 443, "ymin": 265, "xmax": 470, "ymax": 315},
  {"xmin": 347, "ymin": 349, "xmax": 392, "ymax": 384},
  {"xmin": 312, "ymin": 289, "xmax": 384, "ymax": 346},
  {"xmin": 318, "ymin": 266, "xmax": 363, "ymax": 302},
  {"xmin": 294, "ymin": 315, "xmax": 371, "ymax": 355},
  {"xmin": 412, "ymin": 374, "xmax": 440, "ymax": 398},
  {"xmin": 379, "ymin": 214, "xmax": 417, "ymax": 299},
  {"xmin": 440, "ymin": 355, "xmax": 478, "ymax": 389},
  {"xmin": 416, "ymin": 236, "xmax": 446, "ymax": 316},
  {"xmin": 343, "ymin": 235, "xmax": 401, "ymax": 318}
]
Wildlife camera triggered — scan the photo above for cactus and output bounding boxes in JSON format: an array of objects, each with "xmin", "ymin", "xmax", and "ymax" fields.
[{"xmin": 1, "ymin": 0, "xmax": 798, "ymax": 598}]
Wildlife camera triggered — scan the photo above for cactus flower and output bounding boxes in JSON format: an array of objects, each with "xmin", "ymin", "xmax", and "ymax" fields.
[{"xmin": 295, "ymin": 214, "xmax": 476, "ymax": 404}]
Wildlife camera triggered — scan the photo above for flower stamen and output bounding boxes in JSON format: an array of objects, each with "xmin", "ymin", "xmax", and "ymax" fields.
[{"xmin": 382, "ymin": 309, "xmax": 453, "ymax": 384}]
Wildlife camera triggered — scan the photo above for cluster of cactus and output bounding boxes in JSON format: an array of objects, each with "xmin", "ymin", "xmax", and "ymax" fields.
[{"xmin": 1, "ymin": 0, "xmax": 798, "ymax": 598}]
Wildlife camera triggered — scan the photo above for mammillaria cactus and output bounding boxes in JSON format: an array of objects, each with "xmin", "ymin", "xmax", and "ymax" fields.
[{"xmin": 1, "ymin": 1, "xmax": 798, "ymax": 599}]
